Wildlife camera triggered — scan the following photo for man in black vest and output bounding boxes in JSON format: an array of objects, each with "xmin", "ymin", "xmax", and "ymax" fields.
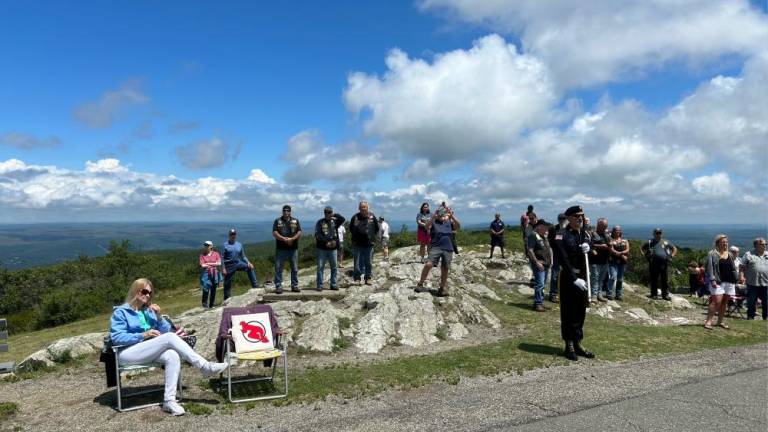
[
  {"xmin": 315, "ymin": 206, "xmax": 345, "ymax": 291},
  {"xmin": 272, "ymin": 205, "xmax": 302, "ymax": 294},
  {"xmin": 550, "ymin": 205, "xmax": 595, "ymax": 361}
]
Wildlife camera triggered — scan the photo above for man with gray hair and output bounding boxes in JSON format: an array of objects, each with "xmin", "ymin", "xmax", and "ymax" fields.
[
  {"xmin": 741, "ymin": 237, "xmax": 767, "ymax": 320},
  {"xmin": 349, "ymin": 201, "xmax": 380, "ymax": 285},
  {"xmin": 589, "ymin": 218, "xmax": 611, "ymax": 303}
]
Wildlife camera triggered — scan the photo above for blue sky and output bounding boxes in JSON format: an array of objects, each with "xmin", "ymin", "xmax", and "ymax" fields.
[{"xmin": 1, "ymin": 0, "xmax": 766, "ymax": 225}]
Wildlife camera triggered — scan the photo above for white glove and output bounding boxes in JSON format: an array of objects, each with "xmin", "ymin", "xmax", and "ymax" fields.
[
  {"xmin": 580, "ymin": 243, "xmax": 590, "ymax": 254},
  {"xmin": 574, "ymin": 278, "xmax": 588, "ymax": 292}
]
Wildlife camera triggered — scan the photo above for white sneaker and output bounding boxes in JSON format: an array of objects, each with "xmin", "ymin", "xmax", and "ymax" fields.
[
  {"xmin": 201, "ymin": 361, "xmax": 228, "ymax": 378},
  {"xmin": 162, "ymin": 400, "xmax": 186, "ymax": 416}
]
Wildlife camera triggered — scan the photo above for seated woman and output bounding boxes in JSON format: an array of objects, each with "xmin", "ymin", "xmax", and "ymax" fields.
[{"xmin": 109, "ymin": 278, "xmax": 227, "ymax": 416}]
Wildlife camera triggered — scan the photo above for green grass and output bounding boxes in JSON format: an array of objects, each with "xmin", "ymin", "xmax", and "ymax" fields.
[
  {"xmin": 183, "ymin": 402, "xmax": 213, "ymax": 416},
  {"xmin": 0, "ymin": 282, "xmax": 255, "ymax": 364},
  {"xmin": 0, "ymin": 402, "xmax": 19, "ymax": 423}
]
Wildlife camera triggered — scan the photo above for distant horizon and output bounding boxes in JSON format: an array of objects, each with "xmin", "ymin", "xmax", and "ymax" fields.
[{"xmin": 0, "ymin": 220, "xmax": 765, "ymax": 227}]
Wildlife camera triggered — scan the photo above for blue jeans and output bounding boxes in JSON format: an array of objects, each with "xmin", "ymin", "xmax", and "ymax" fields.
[
  {"xmin": 549, "ymin": 260, "xmax": 560, "ymax": 298},
  {"xmin": 531, "ymin": 263, "xmax": 549, "ymax": 306},
  {"xmin": 316, "ymin": 249, "xmax": 338, "ymax": 290},
  {"xmin": 275, "ymin": 249, "xmax": 299, "ymax": 289},
  {"xmin": 590, "ymin": 263, "xmax": 609, "ymax": 299},
  {"xmin": 352, "ymin": 245, "xmax": 374, "ymax": 281},
  {"xmin": 223, "ymin": 262, "xmax": 258, "ymax": 300},
  {"xmin": 609, "ymin": 263, "xmax": 626, "ymax": 299},
  {"xmin": 200, "ymin": 271, "xmax": 221, "ymax": 307}
]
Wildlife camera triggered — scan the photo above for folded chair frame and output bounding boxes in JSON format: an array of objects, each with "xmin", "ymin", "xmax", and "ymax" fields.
[
  {"xmin": 112, "ymin": 344, "xmax": 183, "ymax": 412},
  {"xmin": 223, "ymin": 330, "xmax": 288, "ymax": 403}
]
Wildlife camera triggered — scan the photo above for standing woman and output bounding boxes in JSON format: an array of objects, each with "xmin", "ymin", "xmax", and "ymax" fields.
[
  {"xmin": 199, "ymin": 240, "xmax": 221, "ymax": 309},
  {"xmin": 608, "ymin": 225, "xmax": 629, "ymax": 301},
  {"xmin": 703, "ymin": 234, "xmax": 739, "ymax": 330},
  {"xmin": 109, "ymin": 278, "xmax": 228, "ymax": 416},
  {"xmin": 416, "ymin": 202, "xmax": 431, "ymax": 262}
]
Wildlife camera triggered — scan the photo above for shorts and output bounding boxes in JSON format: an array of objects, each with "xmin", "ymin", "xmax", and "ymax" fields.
[
  {"xmin": 428, "ymin": 247, "xmax": 453, "ymax": 269},
  {"xmin": 417, "ymin": 229, "xmax": 431, "ymax": 245},
  {"xmin": 710, "ymin": 281, "xmax": 736, "ymax": 296},
  {"xmin": 491, "ymin": 236, "xmax": 505, "ymax": 247},
  {"xmin": 380, "ymin": 237, "xmax": 390, "ymax": 249}
]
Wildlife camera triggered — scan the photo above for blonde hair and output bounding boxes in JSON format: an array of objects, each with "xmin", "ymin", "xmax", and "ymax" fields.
[
  {"xmin": 125, "ymin": 278, "xmax": 154, "ymax": 306},
  {"xmin": 713, "ymin": 234, "xmax": 728, "ymax": 250}
]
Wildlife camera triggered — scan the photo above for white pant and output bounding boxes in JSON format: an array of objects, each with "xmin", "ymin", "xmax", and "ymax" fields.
[{"xmin": 118, "ymin": 333, "xmax": 207, "ymax": 402}]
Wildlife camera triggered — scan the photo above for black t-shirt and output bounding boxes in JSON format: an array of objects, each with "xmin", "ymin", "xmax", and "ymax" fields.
[
  {"xmin": 719, "ymin": 257, "xmax": 737, "ymax": 283},
  {"xmin": 590, "ymin": 230, "xmax": 610, "ymax": 265},
  {"xmin": 490, "ymin": 220, "xmax": 505, "ymax": 237},
  {"xmin": 273, "ymin": 217, "xmax": 301, "ymax": 250}
]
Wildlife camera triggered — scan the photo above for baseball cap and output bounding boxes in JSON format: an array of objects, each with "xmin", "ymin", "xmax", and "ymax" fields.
[
  {"xmin": 228, "ymin": 228, "xmax": 237, "ymax": 235},
  {"xmin": 203, "ymin": 240, "xmax": 213, "ymax": 246}
]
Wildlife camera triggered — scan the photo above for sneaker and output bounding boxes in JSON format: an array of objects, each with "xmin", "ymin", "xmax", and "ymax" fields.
[
  {"xmin": 291, "ymin": 286, "xmax": 301, "ymax": 293},
  {"xmin": 162, "ymin": 400, "xmax": 186, "ymax": 416},
  {"xmin": 316, "ymin": 287, "xmax": 323, "ymax": 292},
  {"xmin": 275, "ymin": 288, "xmax": 283, "ymax": 294},
  {"xmin": 201, "ymin": 361, "xmax": 228, "ymax": 378},
  {"xmin": 549, "ymin": 296, "xmax": 559, "ymax": 303},
  {"xmin": 533, "ymin": 304, "xmax": 546, "ymax": 312},
  {"xmin": 597, "ymin": 295, "xmax": 607, "ymax": 302},
  {"xmin": 364, "ymin": 280, "xmax": 373, "ymax": 286},
  {"xmin": 662, "ymin": 295, "xmax": 672, "ymax": 301}
]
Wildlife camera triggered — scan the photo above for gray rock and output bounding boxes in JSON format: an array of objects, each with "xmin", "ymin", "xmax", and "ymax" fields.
[
  {"xmin": 17, "ymin": 349, "xmax": 55, "ymax": 372},
  {"xmin": 669, "ymin": 294, "xmax": 694, "ymax": 309},
  {"xmin": 296, "ymin": 308, "xmax": 341, "ymax": 352},
  {"xmin": 517, "ymin": 286, "xmax": 535, "ymax": 296},
  {"xmin": 626, "ymin": 308, "xmax": 659, "ymax": 325},
  {"xmin": 463, "ymin": 283, "xmax": 501, "ymax": 301},
  {"xmin": 46, "ymin": 332, "xmax": 104, "ymax": 362},
  {"xmin": 447, "ymin": 323, "xmax": 469, "ymax": 340}
]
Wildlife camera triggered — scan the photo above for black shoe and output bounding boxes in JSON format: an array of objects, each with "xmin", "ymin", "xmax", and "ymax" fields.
[
  {"xmin": 316, "ymin": 287, "xmax": 323, "ymax": 292},
  {"xmin": 330, "ymin": 287, "xmax": 339, "ymax": 291},
  {"xmin": 662, "ymin": 295, "xmax": 672, "ymax": 301},
  {"xmin": 564, "ymin": 342, "xmax": 578, "ymax": 361},
  {"xmin": 648, "ymin": 294, "xmax": 658, "ymax": 300},
  {"xmin": 275, "ymin": 288, "xmax": 283, "ymax": 294},
  {"xmin": 435, "ymin": 288, "xmax": 450, "ymax": 297},
  {"xmin": 574, "ymin": 343, "xmax": 595, "ymax": 358},
  {"xmin": 291, "ymin": 286, "xmax": 301, "ymax": 293},
  {"xmin": 415, "ymin": 284, "xmax": 427, "ymax": 293}
]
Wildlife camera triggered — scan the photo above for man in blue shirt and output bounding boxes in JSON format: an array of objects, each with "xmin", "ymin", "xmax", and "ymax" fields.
[
  {"xmin": 221, "ymin": 228, "xmax": 259, "ymax": 301},
  {"xmin": 415, "ymin": 205, "xmax": 461, "ymax": 297},
  {"xmin": 489, "ymin": 212, "xmax": 506, "ymax": 259}
]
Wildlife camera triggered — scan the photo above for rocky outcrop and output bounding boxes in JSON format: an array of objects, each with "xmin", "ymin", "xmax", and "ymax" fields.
[{"xmin": 17, "ymin": 332, "xmax": 105, "ymax": 372}]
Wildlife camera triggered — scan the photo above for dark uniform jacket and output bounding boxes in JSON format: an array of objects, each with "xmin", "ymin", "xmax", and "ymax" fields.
[{"xmin": 551, "ymin": 225, "xmax": 588, "ymax": 290}]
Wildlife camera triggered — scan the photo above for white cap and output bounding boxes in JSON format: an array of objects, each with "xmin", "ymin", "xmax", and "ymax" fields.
[{"xmin": 203, "ymin": 240, "xmax": 213, "ymax": 246}]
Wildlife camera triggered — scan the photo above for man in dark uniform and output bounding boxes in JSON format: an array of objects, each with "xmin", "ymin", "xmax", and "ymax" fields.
[{"xmin": 550, "ymin": 205, "xmax": 595, "ymax": 361}]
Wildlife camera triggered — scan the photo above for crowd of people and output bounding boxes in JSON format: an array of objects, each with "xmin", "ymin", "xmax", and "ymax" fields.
[{"xmin": 108, "ymin": 200, "xmax": 766, "ymax": 416}]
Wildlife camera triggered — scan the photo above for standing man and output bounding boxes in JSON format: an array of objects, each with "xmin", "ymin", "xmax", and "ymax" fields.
[
  {"xmin": 489, "ymin": 212, "xmax": 506, "ymax": 259},
  {"xmin": 547, "ymin": 213, "xmax": 567, "ymax": 303},
  {"xmin": 640, "ymin": 228, "xmax": 678, "ymax": 300},
  {"xmin": 416, "ymin": 206, "xmax": 461, "ymax": 297},
  {"xmin": 378, "ymin": 216, "xmax": 390, "ymax": 261},
  {"xmin": 221, "ymin": 228, "xmax": 259, "ymax": 301},
  {"xmin": 527, "ymin": 219, "xmax": 552, "ymax": 312},
  {"xmin": 272, "ymin": 205, "xmax": 302, "ymax": 294},
  {"xmin": 589, "ymin": 218, "xmax": 611, "ymax": 303},
  {"xmin": 741, "ymin": 237, "xmax": 767, "ymax": 320},
  {"xmin": 315, "ymin": 206, "xmax": 345, "ymax": 291},
  {"xmin": 550, "ymin": 205, "xmax": 594, "ymax": 361},
  {"xmin": 350, "ymin": 201, "xmax": 379, "ymax": 285}
]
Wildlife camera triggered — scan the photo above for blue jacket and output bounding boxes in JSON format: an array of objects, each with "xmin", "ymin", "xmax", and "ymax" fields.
[{"xmin": 109, "ymin": 303, "xmax": 172, "ymax": 346}]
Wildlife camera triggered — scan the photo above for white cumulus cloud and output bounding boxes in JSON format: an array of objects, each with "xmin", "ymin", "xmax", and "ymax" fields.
[
  {"xmin": 73, "ymin": 79, "xmax": 149, "ymax": 128},
  {"xmin": 175, "ymin": 137, "xmax": 241, "ymax": 170},
  {"xmin": 344, "ymin": 34, "xmax": 556, "ymax": 166},
  {"xmin": 419, "ymin": 0, "xmax": 768, "ymax": 89}
]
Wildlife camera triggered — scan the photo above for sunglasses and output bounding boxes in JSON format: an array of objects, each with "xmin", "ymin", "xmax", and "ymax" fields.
[
  {"xmin": 569, "ymin": 214, "xmax": 584, "ymax": 219},
  {"xmin": 140, "ymin": 288, "xmax": 153, "ymax": 296}
]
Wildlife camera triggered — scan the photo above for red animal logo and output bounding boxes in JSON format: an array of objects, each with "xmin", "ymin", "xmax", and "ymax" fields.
[{"xmin": 239, "ymin": 320, "xmax": 270, "ymax": 344}]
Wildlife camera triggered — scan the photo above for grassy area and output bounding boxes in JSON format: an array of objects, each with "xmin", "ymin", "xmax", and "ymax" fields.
[
  {"xmin": 0, "ymin": 282, "xmax": 254, "ymax": 364},
  {"xmin": 0, "ymin": 402, "xmax": 18, "ymax": 422}
]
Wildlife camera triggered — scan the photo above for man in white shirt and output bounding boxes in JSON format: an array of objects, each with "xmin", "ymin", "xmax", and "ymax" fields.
[{"xmin": 379, "ymin": 216, "xmax": 391, "ymax": 261}]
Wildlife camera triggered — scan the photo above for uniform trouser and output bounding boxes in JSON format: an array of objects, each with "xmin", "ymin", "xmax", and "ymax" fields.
[
  {"xmin": 649, "ymin": 260, "xmax": 669, "ymax": 297},
  {"xmin": 275, "ymin": 249, "xmax": 299, "ymax": 289},
  {"xmin": 118, "ymin": 333, "xmax": 207, "ymax": 402},
  {"xmin": 223, "ymin": 262, "xmax": 259, "ymax": 299},
  {"xmin": 316, "ymin": 248, "xmax": 338, "ymax": 289},
  {"xmin": 549, "ymin": 260, "xmax": 559, "ymax": 298},
  {"xmin": 558, "ymin": 270, "xmax": 586, "ymax": 342},
  {"xmin": 746, "ymin": 285, "xmax": 768, "ymax": 319},
  {"xmin": 352, "ymin": 245, "xmax": 374, "ymax": 281}
]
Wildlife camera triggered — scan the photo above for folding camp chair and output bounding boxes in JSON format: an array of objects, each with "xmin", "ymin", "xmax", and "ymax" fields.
[
  {"xmin": 216, "ymin": 305, "xmax": 288, "ymax": 403},
  {"xmin": 102, "ymin": 315, "xmax": 183, "ymax": 412},
  {"xmin": 726, "ymin": 286, "xmax": 747, "ymax": 319}
]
